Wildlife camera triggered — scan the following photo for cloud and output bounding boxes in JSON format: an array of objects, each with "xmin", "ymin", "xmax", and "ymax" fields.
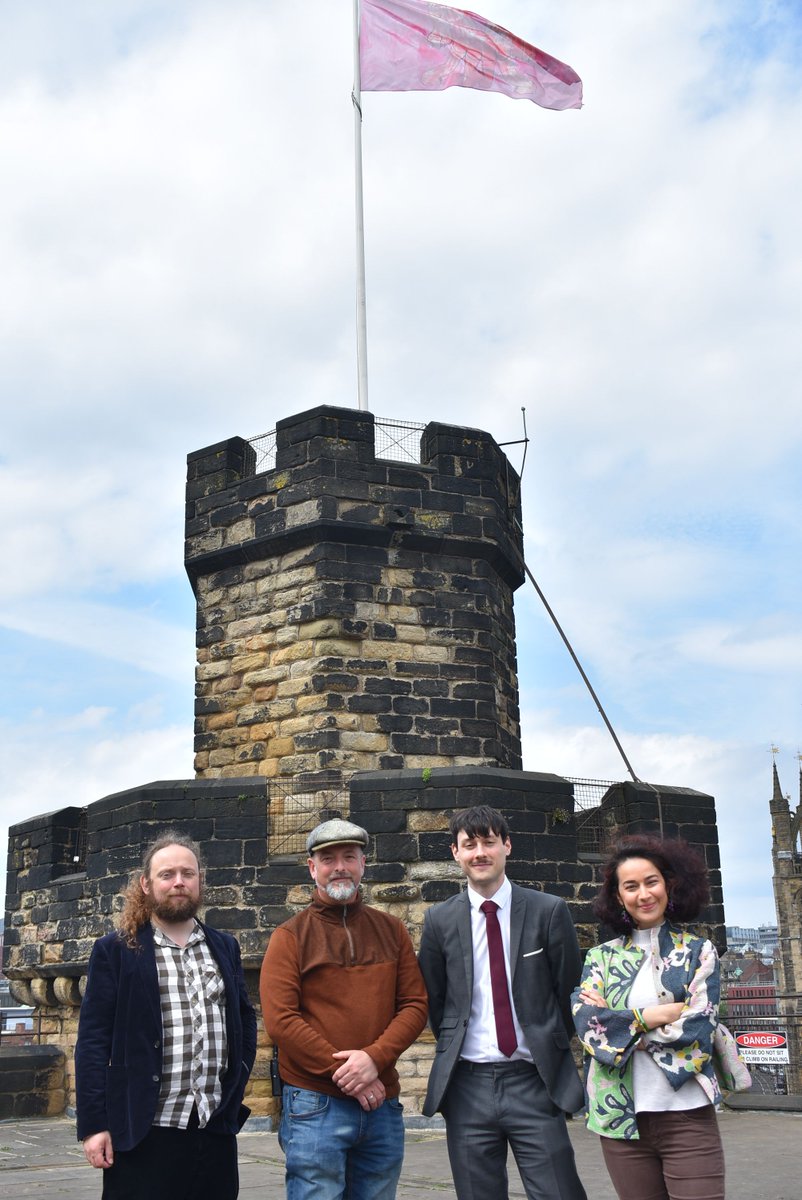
[
  {"xmin": 1, "ymin": 0, "xmax": 800, "ymax": 940},
  {"xmin": 520, "ymin": 711, "xmax": 780, "ymax": 926},
  {"xmin": 0, "ymin": 713, "xmax": 194, "ymax": 907}
]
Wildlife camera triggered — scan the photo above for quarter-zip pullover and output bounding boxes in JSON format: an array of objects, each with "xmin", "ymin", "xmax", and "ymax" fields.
[{"xmin": 261, "ymin": 892, "xmax": 428, "ymax": 1098}]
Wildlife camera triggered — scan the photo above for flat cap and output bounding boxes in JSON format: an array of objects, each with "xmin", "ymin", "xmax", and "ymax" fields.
[{"xmin": 306, "ymin": 819, "xmax": 369, "ymax": 855}]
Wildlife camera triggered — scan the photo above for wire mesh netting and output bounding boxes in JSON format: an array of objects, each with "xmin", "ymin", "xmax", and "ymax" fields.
[
  {"xmin": 247, "ymin": 418, "xmax": 426, "ymax": 475},
  {"xmin": 567, "ymin": 777, "xmax": 626, "ymax": 857},
  {"xmin": 267, "ymin": 777, "xmax": 351, "ymax": 858}
]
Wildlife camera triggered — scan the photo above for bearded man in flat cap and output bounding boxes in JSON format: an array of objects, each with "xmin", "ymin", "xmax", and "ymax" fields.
[{"xmin": 260, "ymin": 819, "xmax": 427, "ymax": 1200}]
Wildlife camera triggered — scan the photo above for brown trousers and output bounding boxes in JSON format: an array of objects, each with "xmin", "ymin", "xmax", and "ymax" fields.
[{"xmin": 601, "ymin": 1106, "xmax": 725, "ymax": 1200}]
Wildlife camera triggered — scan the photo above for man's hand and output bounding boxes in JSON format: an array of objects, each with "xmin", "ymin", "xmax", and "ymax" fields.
[
  {"xmin": 352, "ymin": 1078, "xmax": 387, "ymax": 1112},
  {"xmin": 331, "ymin": 1049, "xmax": 378, "ymax": 1095},
  {"xmin": 83, "ymin": 1131, "xmax": 114, "ymax": 1169}
]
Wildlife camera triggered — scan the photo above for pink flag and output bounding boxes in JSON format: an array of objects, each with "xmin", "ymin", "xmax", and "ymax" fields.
[{"xmin": 360, "ymin": 0, "xmax": 582, "ymax": 110}]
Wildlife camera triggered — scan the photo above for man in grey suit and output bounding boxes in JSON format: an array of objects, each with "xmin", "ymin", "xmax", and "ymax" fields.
[{"xmin": 418, "ymin": 805, "xmax": 587, "ymax": 1200}]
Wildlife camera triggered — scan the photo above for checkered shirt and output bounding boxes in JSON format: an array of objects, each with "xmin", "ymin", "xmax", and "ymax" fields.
[{"xmin": 152, "ymin": 921, "xmax": 228, "ymax": 1129}]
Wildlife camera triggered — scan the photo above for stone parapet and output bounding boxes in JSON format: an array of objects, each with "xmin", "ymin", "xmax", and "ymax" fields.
[
  {"xmin": 3, "ymin": 764, "xmax": 727, "ymax": 1123},
  {"xmin": 0, "ymin": 1045, "xmax": 66, "ymax": 1120}
]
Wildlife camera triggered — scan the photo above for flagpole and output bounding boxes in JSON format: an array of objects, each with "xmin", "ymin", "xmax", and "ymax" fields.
[{"xmin": 352, "ymin": 0, "xmax": 369, "ymax": 411}]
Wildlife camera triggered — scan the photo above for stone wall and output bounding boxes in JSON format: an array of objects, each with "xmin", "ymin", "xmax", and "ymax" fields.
[
  {"xmin": 3, "ymin": 767, "xmax": 725, "ymax": 1124},
  {"xmin": 0, "ymin": 1045, "xmax": 66, "ymax": 1119},
  {"xmin": 185, "ymin": 406, "xmax": 525, "ymax": 783}
]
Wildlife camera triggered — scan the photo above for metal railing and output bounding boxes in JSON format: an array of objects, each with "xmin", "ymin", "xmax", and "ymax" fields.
[{"xmin": 248, "ymin": 418, "xmax": 426, "ymax": 475}]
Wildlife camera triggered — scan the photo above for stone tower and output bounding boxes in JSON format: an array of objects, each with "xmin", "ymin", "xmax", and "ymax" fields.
[
  {"xmin": 185, "ymin": 405, "xmax": 525, "ymax": 786},
  {"xmin": 2, "ymin": 402, "xmax": 729, "ymax": 1124},
  {"xmin": 769, "ymin": 761, "xmax": 802, "ymax": 1093}
]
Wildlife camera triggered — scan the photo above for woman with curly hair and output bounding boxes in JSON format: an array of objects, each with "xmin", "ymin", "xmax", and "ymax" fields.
[{"xmin": 571, "ymin": 834, "xmax": 725, "ymax": 1200}]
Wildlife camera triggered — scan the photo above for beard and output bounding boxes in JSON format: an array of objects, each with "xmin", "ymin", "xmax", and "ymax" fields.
[
  {"xmin": 151, "ymin": 894, "xmax": 201, "ymax": 923},
  {"xmin": 325, "ymin": 879, "xmax": 358, "ymax": 903}
]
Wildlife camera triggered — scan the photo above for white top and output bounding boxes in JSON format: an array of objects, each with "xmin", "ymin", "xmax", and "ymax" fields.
[
  {"xmin": 460, "ymin": 877, "xmax": 533, "ymax": 1063},
  {"xmin": 629, "ymin": 927, "xmax": 707, "ymax": 1112}
]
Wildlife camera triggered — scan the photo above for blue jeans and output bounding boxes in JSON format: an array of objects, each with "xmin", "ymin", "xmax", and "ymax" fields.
[{"xmin": 279, "ymin": 1085, "xmax": 404, "ymax": 1200}]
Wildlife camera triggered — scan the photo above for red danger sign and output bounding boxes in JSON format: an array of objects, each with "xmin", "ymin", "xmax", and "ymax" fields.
[{"xmin": 736, "ymin": 1031, "xmax": 787, "ymax": 1049}]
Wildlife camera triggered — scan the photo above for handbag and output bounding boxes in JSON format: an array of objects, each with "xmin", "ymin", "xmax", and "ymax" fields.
[{"xmin": 712, "ymin": 1021, "xmax": 752, "ymax": 1093}]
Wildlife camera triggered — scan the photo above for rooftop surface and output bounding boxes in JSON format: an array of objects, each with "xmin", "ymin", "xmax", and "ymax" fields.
[{"xmin": 1, "ymin": 1107, "xmax": 800, "ymax": 1199}]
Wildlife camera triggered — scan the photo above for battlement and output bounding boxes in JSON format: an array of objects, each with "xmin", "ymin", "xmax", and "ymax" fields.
[{"xmin": 185, "ymin": 406, "xmax": 526, "ymax": 783}]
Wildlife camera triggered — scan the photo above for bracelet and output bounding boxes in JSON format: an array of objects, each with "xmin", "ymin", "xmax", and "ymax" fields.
[{"xmin": 632, "ymin": 1008, "xmax": 648, "ymax": 1032}]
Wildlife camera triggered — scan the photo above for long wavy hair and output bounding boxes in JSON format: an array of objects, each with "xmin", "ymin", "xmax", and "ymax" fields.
[
  {"xmin": 593, "ymin": 833, "xmax": 710, "ymax": 935},
  {"xmin": 117, "ymin": 831, "xmax": 204, "ymax": 949}
]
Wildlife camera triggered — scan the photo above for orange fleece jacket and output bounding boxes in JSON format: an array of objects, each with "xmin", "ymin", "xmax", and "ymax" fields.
[{"xmin": 260, "ymin": 893, "xmax": 428, "ymax": 1098}]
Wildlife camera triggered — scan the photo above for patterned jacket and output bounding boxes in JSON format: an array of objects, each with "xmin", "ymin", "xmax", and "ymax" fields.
[{"xmin": 571, "ymin": 923, "xmax": 721, "ymax": 1138}]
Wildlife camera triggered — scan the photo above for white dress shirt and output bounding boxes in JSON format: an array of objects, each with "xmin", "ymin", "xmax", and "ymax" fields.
[{"xmin": 460, "ymin": 877, "xmax": 532, "ymax": 1062}]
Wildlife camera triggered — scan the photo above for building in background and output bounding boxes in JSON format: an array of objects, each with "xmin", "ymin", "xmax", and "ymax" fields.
[{"xmin": 767, "ymin": 761, "xmax": 802, "ymax": 1095}]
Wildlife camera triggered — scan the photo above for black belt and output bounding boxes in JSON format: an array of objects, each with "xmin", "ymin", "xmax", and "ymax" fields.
[{"xmin": 458, "ymin": 1059, "xmax": 537, "ymax": 1073}]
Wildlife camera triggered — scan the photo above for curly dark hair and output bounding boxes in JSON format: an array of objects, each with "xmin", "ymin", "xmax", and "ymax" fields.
[{"xmin": 593, "ymin": 833, "xmax": 710, "ymax": 934}]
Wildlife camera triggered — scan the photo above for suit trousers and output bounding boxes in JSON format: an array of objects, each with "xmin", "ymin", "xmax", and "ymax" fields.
[
  {"xmin": 441, "ymin": 1060, "xmax": 587, "ymax": 1200},
  {"xmin": 600, "ymin": 1106, "xmax": 724, "ymax": 1200}
]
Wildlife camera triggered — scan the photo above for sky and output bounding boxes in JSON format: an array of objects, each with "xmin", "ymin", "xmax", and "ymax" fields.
[{"xmin": 1, "ymin": 0, "xmax": 801, "ymax": 929}]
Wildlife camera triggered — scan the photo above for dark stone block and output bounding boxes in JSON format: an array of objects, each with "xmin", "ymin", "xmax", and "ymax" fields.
[
  {"xmin": 438, "ymin": 736, "xmax": 481, "ymax": 756},
  {"xmin": 359, "ymin": 810, "xmax": 408, "ymax": 834},
  {"xmin": 340, "ymin": 580, "xmax": 374, "ymax": 600},
  {"xmin": 461, "ymin": 720, "xmax": 498, "ymax": 738},
  {"xmin": 418, "ymin": 832, "xmax": 451, "ymax": 863},
  {"xmin": 244, "ymin": 839, "xmax": 268, "ymax": 867},
  {"xmin": 207, "ymin": 868, "xmax": 257, "ymax": 887},
  {"xmin": 203, "ymin": 907, "xmax": 256, "ymax": 928},
  {"xmin": 312, "ymin": 673, "xmax": 359, "ymax": 693},
  {"xmin": 374, "ymin": 833, "xmax": 418, "ymax": 861},
  {"xmin": 254, "ymin": 906, "xmax": 299, "ymax": 929},
  {"xmin": 241, "ymin": 885, "xmax": 292, "ymax": 905},
  {"xmin": 376, "ymin": 715, "xmax": 414, "ymax": 734},
  {"xmin": 430, "ymin": 699, "xmax": 476, "ymax": 719},
  {"xmin": 364, "ymin": 862, "xmax": 406, "ymax": 882},
  {"xmin": 295, "ymin": 731, "xmax": 340, "ymax": 750},
  {"xmin": 13, "ymin": 1093, "xmax": 51, "ymax": 1118},
  {"xmin": 558, "ymin": 862, "xmax": 595, "ymax": 883},
  {"xmin": 391, "ymin": 734, "xmax": 436, "ymax": 755},
  {"xmin": 347, "ymin": 695, "xmax": 393, "ymax": 714},
  {"xmin": 412, "ymin": 680, "xmax": 450, "ymax": 698},
  {"xmin": 421, "ymin": 880, "xmax": 463, "ymax": 902},
  {"xmin": 392, "ymin": 697, "xmax": 428, "ymax": 716},
  {"xmin": 365, "ymin": 678, "xmax": 411, "ymax": 695},
  {"xmin": 453, "ymin": 682, "xmax": 496, "ymax": 701},
  {"xmin": 209, "ymin": 814, "xmax": 259, "ymax": 840},
  {"xmin": 393, "ymin": 662, "xmax": 439, "ymax": 681},
  {"xmin": 414, "ymin": 717, "xmax": 458, "ymax": 736},
  {"xmin": 373, "ymin": 622, "xmax": 397, "ymax": 640}
]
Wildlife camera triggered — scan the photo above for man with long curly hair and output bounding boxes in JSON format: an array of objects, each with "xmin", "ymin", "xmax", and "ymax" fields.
[{"xmin": 75, "ymin": 831, "xmax": 256, "ymax": 1200}]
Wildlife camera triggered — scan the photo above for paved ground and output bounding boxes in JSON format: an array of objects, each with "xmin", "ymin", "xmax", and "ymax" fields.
[{"xmin": 0, "ymin": 1107, "xmax": 800, "ymax": 1198}]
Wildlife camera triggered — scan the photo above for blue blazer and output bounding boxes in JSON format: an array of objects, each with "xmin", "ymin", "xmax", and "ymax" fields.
[
  {"xmin": 75, "ymin": 922, "xmax": 257, "ymax": 1150},
  {"xmin": 419, "ymin": 882, "xmax": 585, "ymax": 1117}
]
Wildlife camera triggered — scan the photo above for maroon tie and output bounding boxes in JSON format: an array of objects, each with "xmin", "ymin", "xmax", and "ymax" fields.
[{"xmin": 480, "ymin": 900, "xmax": 518, "ymax": 1058}]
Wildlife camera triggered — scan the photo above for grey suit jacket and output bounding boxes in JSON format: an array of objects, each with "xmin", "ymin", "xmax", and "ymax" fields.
[{"xmin": 418, "ymin": 882, "xmax": 585, "ymax": 1117}]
